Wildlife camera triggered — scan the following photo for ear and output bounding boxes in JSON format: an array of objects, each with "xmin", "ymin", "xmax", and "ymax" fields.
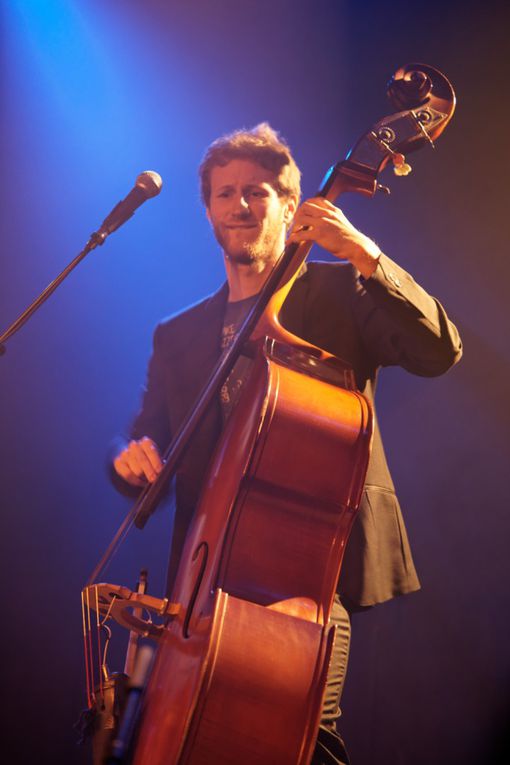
[
  {"xmin": 205, "ymin": 207, "xmax": 212, "ymax": 224},
  {"xmin": 283, "ymin": 194, "xmax": 298, "ymax": 226}
]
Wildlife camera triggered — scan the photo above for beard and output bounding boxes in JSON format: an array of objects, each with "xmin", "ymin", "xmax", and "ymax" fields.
[{"xmin": 213, "ymin": 220, "xmax": 285, "ymax": 268}]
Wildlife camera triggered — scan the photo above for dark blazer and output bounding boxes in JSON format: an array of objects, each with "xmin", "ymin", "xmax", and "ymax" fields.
[{"xmin": 117, "ymin": 254, "xmax": 462, "ymax": 608}]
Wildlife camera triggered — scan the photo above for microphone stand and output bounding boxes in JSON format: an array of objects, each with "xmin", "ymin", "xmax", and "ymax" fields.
[
  {"xmin": 0, "ymin": 170, "xmax": 162, "ymax": 356},
  {"xmin": 0, "ymin": 231, "xmax": 106, "ymax": 356}
]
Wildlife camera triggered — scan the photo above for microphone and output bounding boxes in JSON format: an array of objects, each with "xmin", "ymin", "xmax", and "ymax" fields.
[{"xmin": 93, "ymin": 171, "xmax": 163, "ymax": 244}]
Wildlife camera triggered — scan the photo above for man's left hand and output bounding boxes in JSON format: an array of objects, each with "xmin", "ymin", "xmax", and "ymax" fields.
[{"xmin": 287, "ymin": 198, "xmax": 381, "ymax": 279}]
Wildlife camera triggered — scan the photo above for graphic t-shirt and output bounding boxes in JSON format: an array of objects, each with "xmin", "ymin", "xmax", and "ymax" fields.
[{"xmin": 220, "ymin": 295, "xmax": 258, "ymax": 421}]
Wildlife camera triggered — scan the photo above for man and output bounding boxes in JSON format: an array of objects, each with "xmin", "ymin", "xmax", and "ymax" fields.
[{"xmin": 112, "ymin": 123, "xmax": 462, "ymax": 763}]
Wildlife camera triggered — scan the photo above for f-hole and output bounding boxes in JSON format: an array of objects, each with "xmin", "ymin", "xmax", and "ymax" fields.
[{"xmin": 183, "ymin": 542, "xmax": 209, "ymax": 639}]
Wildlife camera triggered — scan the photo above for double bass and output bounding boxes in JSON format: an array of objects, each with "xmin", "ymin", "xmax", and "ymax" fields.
[{"xmin": 82, "ymin": 63, "xmax": 456, "ymax": 764}]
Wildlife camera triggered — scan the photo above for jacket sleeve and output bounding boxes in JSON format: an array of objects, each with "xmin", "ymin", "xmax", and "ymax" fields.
[
  {"xmin": 108, "ymin": 322, "xmax": 172, "ymax": 497},
  {"xmin": 129, "ymin": 322, "xmax": 172, "ymax": 449},
  {"xmin": 352, "ymin": 253, "xmax": 462, "ymax": 376}
]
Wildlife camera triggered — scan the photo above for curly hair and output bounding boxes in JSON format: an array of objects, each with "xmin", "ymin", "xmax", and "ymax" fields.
[{"xmin": 199, "ymin": 122, "xmax": 301, "ymax": 206}]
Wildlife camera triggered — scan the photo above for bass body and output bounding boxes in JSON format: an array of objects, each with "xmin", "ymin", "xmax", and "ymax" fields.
[{"xmin": 132, "ymin": 339, "xmax": 372, "ymax": 764}]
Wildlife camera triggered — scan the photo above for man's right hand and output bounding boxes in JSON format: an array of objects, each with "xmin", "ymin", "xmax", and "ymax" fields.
[{"xmin": 113, "ymin": 437, "xmax": 164, "ymax": 487}]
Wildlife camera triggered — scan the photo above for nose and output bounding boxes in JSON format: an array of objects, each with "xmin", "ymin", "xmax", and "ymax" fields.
[{"xmin": 233, "ymin": 194, "xmax": 250, "ymax": 215}]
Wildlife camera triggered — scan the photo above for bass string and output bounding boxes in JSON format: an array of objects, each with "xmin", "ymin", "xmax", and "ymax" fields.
[
  {"xmin": 80, "ymin": 590, "xmax": 91, "ymax": 708},
  {"xmin": 95, "ymin": 586, "xmax": 104, "ymax": 703},
  {"xmin": 81, "ymin": 588, "xmax": 94, "ymax": 709}
]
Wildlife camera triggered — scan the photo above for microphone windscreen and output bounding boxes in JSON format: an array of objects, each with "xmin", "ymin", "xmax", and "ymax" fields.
[{"xmin": 136, "ymin": 171, "xmax": 163, "ymax": 199}]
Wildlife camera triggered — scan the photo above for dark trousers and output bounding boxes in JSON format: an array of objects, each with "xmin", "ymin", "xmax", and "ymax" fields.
[{"xmin": 311, "ymin": 596, "xmax": 351, "ymax": 765}]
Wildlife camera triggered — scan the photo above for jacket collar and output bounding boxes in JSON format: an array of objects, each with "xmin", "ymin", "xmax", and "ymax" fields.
[{"xmin": 177, "ymin": 281, "xmax": 229, "ymax": 400}]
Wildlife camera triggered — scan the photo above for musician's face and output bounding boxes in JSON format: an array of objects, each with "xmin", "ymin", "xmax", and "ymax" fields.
[{"xmin": 207, "ymin": 159, "xmax": 296, "ymax": 267}]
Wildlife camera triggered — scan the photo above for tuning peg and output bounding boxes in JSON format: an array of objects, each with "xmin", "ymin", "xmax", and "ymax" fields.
[
  {"xmin": 376, "ymin": 182, "xmax": 391, "ymax": 194},
  {"xmin": 393, "ymin": 162, "xmax": 412, "ymax": 176},
  {"xmin": 392, "ymin": 152, "xmax": 412, "ymax": 177}
]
